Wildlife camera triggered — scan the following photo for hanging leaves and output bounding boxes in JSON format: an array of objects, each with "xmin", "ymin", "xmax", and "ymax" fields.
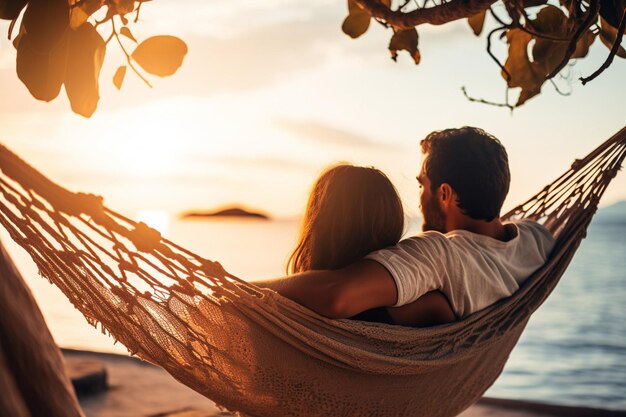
[
  {"xmin": 0, "ymin": 0, "xmax": 27, "ymax": 20},
  {"xmin": 571, "ymin": 30, "xmax": 598, "ymax": 59},
  {"xmin": 599, "ymin": 16, "xmax": 626, "ymax": 58},
  {"xmin": 15, "ymin": 0, "xmax": 69, "ymax": 101},
  {"xmin": 523, "ymin": 0, "xmax": 548, "ymax": 7},
  {"xmin": 2, "ymin": 0, "xmax": 625, "ymax": 113},
  {"xmin": 22, "ymin": 0, "xmax": 69, "ymax": 49},
  {"xmin": 342, "ymin": 0, "xmax": 371, "ymax": 39},
  {"xmin": 131, "ymin": 35, "xmax": 188, "ymax": 77},
  {"xmin": 599, "ymin": 0, "xmax": 626, "ymax": 28},
  {"xmin": 340, "ymin": 0, "xmax": 625, "ymax": 107},
  {"xmin": 112, "ymin": 0, "xmax": 135, "ymax": 16},
  {"xmin": 468, "ymin": 10, "xmax": 487, "ymax": 36},
  {"xmin": 70, "ymin": 0, "xmax": 104, "ymax": 29},
  {"xmin": 16, "ymin": 32, "xmax": 67, "ymax": 101},
  {"xmin": 113, "ymin": 65, "xmax": 127, "ymax": 89},
  {"xmin": 2, "ymin": 0, "xmax": 187, "ymax": 117},
  {"xmin": 389, "ymin": 28, "xmax": 420, "ymax": 64},
  {"xmin": 531, "ymin": 6, "xmax": 569, "ymax": 76},
  {"xmin": 64, "ymin": 23, "xmax": 106, "ymax": 117},
  {"xmin": 503, "ymin": 29, "xmax": 544, "ymax": 106},
  {"xmin": 120, "ymin": 26, "xmax": 137, "ymax": 43}
]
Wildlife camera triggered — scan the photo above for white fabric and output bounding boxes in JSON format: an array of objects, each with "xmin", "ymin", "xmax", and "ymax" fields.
[{"xmin": 366, "ymin": 220, "xmax": 555, "ymax": 318}]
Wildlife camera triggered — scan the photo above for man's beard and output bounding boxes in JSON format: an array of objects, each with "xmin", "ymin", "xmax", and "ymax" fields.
[{"xmin": 421, "ymin": 197, "xmax": 446, "ymax": 233}]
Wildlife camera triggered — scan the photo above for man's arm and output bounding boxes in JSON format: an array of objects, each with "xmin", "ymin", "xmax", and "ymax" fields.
[
  {"xmin": 254, "ymin": 259, "xmax": 398, "ymax": 318},
  {"xmin": 387, "ymin": 291, "xmax": 456, "ymax": 327}
]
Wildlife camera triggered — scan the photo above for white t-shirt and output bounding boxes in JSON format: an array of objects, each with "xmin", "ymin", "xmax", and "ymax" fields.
[{"xmin": 365, "ymin": 220, "xmax": 555, "ymax": 318}]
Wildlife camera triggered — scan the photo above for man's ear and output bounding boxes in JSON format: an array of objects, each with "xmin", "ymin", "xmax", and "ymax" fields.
[{"xmin": 439, "ymin": 183, "xmax": 455, "ymax": 208}]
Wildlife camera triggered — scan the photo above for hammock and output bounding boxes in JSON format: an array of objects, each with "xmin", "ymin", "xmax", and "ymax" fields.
[{"xmin": 0, "ymin": 126, "xmax": 625, "ymax": 417}]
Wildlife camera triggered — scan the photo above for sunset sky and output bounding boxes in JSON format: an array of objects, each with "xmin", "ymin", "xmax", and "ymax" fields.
[{"xmin": 1, "ymin": 0, "xmax": 625, "ymax": 222}]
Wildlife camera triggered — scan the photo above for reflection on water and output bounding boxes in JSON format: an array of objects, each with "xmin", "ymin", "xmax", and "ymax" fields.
[{"xmin": 1, "ymin": 217, "xmax": 624, "ymax": 409}]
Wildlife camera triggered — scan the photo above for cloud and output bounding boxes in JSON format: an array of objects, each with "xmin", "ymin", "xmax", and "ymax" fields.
[
  {"xmin": 207, "ymin": 155, "xmax": 319, "ymax": 172},
  {"xmin": 275, "ymin": 119, "xmax": 404, "ymax": 150},
  {"xmin": 96, "ymin": 3, "xmax": 354, "ymax": 104}
]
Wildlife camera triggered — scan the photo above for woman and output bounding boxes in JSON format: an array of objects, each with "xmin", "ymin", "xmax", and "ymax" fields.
[{"xmin": 287, "ymin": 164, "xmax": 455, "ymax": 327}]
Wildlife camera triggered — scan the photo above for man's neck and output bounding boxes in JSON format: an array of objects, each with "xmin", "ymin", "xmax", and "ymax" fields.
[{"xmin": 446, "ymin": 217, "xmax": 510, "ymax": 242}]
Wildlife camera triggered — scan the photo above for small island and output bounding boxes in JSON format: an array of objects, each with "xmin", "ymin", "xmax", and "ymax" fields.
[{"xmin": 181, "ymin": 206, "xmax": 270, "ymax": 220}]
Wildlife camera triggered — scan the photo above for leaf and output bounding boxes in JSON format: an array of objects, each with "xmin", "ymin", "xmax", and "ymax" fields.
[
  {"xmin": 571, "ymin": 30, "xmax": 597, "ymax": 59},
  {"xmin": 0, "ymin": 0, "xmax": 28, "ymax": 20},
  {"xmin": 69, "ymin": 0, "xmax": 103, "ymax": 29},
  {"xmin": 532, "ymin": 39, "xmax": 567, "ymax": 75},
  {"xmin": 502, "ymin": 28, "xmax": 545, "ymax": 106},
  {"xmin": 113, "ymin": 0, "xmax": 134, "ymax": 15},
  {"xmin": 532, "ymin": 5, "xmax": 568, "ymax": 38},
  {"xmin": 64, "ymin": 23, "xmax": 106, "ymax": 117},
  {"xmin": 341, "ymin": 0, "xmax": 371, "ymax": 39},
  {"xmin": 16, "ymin": 0, "xmax": 69, "ymax": 101},
  {"xmin": 523, "ymin": 0, "xmax": 548, "ymax": 7},
  {"xmin": 22, "ymin": 0, "xmax": 69, "ymax": 49},
  {"xmin": 132, "ymin": 35, "xmax": 188, "ymax": 77},
  {"xmin": 120, "ymin": 26, "xmax": 137, "ymax": 43},
  {"xmin": 599, "ymin": 0, "xmax": 626, "ymax": 29},
  {"xmin": 16, "ymin": 31, "xmax": 68, "ymax": 101},
  {"xmin": 529, "ymin": 6, "xmax": 569, "ymax": 75},
  {"xmin": 389, "ymin": 28, "xmax": 420, "ymax": 64},
  {"xmin": 113, "ymin": 65, "xmax": 126, "ymax": 89},
  {"xmin": 599, "ymin": 16, "xmax": 626, "ymax": 58},
  {"xmin": 468, "ymin": 10, "xmax": 487, "ymax": 36}
]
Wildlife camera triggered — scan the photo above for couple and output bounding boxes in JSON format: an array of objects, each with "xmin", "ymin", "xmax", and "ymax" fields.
[{"xmin": 257, "ymin": 127, "xmax": 555, "ymax": 327}]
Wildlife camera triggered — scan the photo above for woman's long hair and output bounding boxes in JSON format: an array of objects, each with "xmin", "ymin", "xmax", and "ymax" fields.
[{"xmin": 287, "ymin": 164, "xmax": 404, "ymax": 274}]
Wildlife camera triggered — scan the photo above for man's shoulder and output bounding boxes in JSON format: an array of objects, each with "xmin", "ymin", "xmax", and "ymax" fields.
[
  {"xmin": 366, "ymin": 231, "xmax": 450, "ymax": 260},
  {"xmin": 512, "ymin": 219, "xmax": 555, "ymax": 242},
  {"xmin": 401, "ymin": 230, "xmax": 451, "ymax": 246},
  {"xmin": 512, "ymin": 219, "xmax": 556, "ymax": 259}
]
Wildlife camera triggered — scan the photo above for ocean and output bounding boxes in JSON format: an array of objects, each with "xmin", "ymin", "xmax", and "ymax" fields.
[{"xmin": 1, "ymin": 215, "xmax": 625, "ymax": 411}]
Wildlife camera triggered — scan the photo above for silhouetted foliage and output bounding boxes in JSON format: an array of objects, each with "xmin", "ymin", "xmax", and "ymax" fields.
[
  {"xmin": 0, "ymin": 0, "xmax": 623, "ymax": 115},
  {"xmin": 343, "ymin": 0, "xmax": 625, "ymax": 107},
  {"xmin": 1, "ymin": 0, "xmax": 187, "ymax": 117}
]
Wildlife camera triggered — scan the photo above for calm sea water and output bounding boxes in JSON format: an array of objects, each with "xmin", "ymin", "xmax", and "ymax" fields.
[{"xmin": 1, "ymin": 216, "xmax": 625, "ymax": 410}]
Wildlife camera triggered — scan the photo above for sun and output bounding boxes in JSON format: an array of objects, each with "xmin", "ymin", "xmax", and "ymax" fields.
[{"xmin": 136, "ymin": 209, "xmax": 171, "ymax": 236}]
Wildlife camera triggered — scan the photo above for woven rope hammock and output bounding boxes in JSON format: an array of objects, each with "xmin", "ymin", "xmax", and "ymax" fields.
[{"xmin": 0, "ymin": 126, "xmax": 625, "ymax": 417}]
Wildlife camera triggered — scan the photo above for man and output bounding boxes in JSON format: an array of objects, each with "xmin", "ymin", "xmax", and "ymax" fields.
[{"xmin": 256, "ymin": 127, "xmax": 555, "ymax": 325}]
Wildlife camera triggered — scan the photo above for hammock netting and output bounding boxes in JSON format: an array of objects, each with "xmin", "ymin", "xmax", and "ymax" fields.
[{"xmin": 0, "ymin": 126, "xmax": 625, "ymax": 417}]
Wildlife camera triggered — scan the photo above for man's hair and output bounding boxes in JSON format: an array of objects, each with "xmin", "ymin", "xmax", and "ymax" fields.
[{"xmin": 420, "ymin": 126, "xmax": 510, "ymax": 221}]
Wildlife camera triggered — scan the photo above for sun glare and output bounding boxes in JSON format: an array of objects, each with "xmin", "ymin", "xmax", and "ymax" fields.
[
  {"xmin": 98, "ymin": 113, "xmax": 181, "ymax": 179},
  {"xmin": 136, "ymin": 209, "xmax": 171, "ymax": 236}
]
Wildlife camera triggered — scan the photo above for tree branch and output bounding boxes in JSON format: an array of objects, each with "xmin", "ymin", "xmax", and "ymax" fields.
[
  {"xmin": 462, "ymin": 86, "xmax": 514, "ymax": 110},
  {"xmin": 549, "ymin": 79, "xmax": 571, "ymax": 96},
  {"xmin": 134, "ymin": 1, "xmax": 143, "ymax": 23},
  {"xmin": 487, "ymin": 26, "xmax": 510, "ymax": 81},
  {"xmin": 354, "ymin": 0, "xmax": 499, "ymax": 29},
  {"xmin": 492, "ymin": 6, "xmax": 571, "ymax": 42},
  {"xmin": 580, "ymin": 7, "xmax": 626, "ymax": 85},
  {"xmin": 489, "ymin": 6, "xmax": 509, "ymax": 27},
  {"xmin": 112, "ymin": 18, "xmax": 153, "ymax": 88}
]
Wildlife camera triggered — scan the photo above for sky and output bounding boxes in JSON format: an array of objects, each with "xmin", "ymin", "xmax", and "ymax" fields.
[{"xmin": 0, "ymin": 0, "xmax": 625, "ymax": 220}]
